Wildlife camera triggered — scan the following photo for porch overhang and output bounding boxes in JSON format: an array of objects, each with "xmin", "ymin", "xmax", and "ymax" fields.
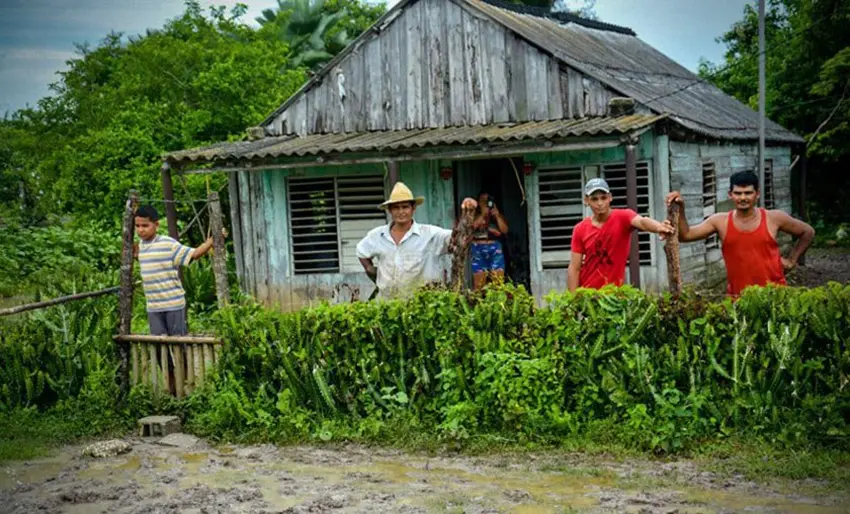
[{"xmin": 163, "ymin": 114, "xmax": 666, "ymax": 174}]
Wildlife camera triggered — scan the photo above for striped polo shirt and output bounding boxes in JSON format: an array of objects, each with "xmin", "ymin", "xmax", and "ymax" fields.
[{"xmin": 138, "ymin": 235, "xmax": 194, "ymax": 312}]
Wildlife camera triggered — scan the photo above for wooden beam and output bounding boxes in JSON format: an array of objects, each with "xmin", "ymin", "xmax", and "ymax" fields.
[
  {"xmin": 0, "ymin": 286, "xmax": 120, "ymax": 317},
  {"xmin": 175, "ymin": 138, "xmax": 623, "ymax": 175},
  {"xmin": 387, "ymin": 161, "xmax": 400, "ymax": 185},
  {"xmin": 160, "ymin": 162, "xmax": 179, "ymax": 239},
  {"xmin": 207, "ymin": 191, "xmax": 230, "ymax": 307},
  {"xmin": 799, "ymin": 145, "xmax": 808, "ymax": 266},
  {"xmin": 113, "ymin": 334, "xmax": 221, "ymax": 344},
  {"xmin": 625, "ymin": 143, "xmax": 641, "ymax": 289}
]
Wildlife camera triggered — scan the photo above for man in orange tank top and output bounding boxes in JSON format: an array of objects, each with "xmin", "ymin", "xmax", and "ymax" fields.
[{"xmin": 665, "ymin": 171, "xmax": 814, "ymax": 296}]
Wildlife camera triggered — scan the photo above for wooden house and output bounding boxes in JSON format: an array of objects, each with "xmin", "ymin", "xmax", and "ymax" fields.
[{"xmin": 163, "ymin": 0, "xmax": 805, "ymax": 309}]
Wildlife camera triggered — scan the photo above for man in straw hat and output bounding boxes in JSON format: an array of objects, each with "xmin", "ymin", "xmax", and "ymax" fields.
[{"xmin": 356, "ymin": 181, "xmax": 478, "ymax": 299}]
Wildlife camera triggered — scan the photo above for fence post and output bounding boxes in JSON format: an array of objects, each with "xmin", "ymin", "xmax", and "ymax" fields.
[
  {"xmin": 208, "ymin": 191, "xmax": 230, "ymax": 307},
  {"xmin": 118, "ymin": 189, "xmax": 138, "ymax": 394}
]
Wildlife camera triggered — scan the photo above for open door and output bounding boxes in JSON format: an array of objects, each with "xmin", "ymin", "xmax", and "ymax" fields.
[{"xmin": 453, "ymin": 158, "xmax": 531, "ymax": 291}]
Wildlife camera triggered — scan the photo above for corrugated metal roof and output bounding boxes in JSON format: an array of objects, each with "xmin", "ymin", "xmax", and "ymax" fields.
[
  {"xmin": 469, "ymin": 0, "xmax": 803, "ymax": 143},
  {"xmin": 165, "ymin": 114, "xmax": 664, "ymax": 164}
]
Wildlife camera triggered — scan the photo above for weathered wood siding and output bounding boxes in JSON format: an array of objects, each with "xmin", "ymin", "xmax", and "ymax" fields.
[
  {"xmin": 227, "ymin": 162, "xmax": 454, "ymax": 311},
  {"xmin": 267, "ymin": 0, "xmax": 616, "ymax": 136},
  {"xmin": 669, "ymin": 141, "xmax": 794, "ymax": 289},
  {"xmin": 525, "ymin": 131, "xmax": 661, "ymax": 303}
]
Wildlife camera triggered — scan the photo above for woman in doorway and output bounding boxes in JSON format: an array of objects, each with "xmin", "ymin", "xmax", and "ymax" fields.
[{"xmin": 470, "ymin": 190, "xmax": 509, "ymax": 290}]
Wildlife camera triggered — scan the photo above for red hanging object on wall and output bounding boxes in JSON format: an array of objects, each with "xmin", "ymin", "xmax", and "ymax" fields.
[
  {"xmin": 523, "ymin": 162, "xmax": 535, "ymax": 175},
  {"xmin": 439, "ymin": 166, "xmax": 453, "ymax": 180}
]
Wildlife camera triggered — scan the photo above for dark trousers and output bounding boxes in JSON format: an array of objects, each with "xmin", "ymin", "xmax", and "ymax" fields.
[{"xmin": 147, "ymin": 308, "xmax": 188, "ymax": 336}]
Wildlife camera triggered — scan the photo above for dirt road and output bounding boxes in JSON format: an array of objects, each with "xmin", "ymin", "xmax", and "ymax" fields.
[{"xmin": 1, "ymin": 437, "xmax": 847, "ymax": 513}]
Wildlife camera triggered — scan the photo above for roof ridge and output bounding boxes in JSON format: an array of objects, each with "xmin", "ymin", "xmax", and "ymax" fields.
[{"xmin": 477, "ymin": 0, "xmax": 636, "ymax": 36}]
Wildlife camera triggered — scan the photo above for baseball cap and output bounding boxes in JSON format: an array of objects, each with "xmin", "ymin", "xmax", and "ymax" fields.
[{"xmin": 584, "ymin": 178, "xmax": 610, "ymax": 196}]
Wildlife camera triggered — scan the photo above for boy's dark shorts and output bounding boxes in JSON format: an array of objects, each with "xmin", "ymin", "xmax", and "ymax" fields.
[{"xmin": 147, "ymin": 308, "xmax": 188, "ymax": 336}]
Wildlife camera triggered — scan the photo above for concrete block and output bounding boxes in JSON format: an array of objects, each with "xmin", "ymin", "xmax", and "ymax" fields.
[{"xmin": 138, "ymin": 415, "xmax": 181, "ymax": 437}]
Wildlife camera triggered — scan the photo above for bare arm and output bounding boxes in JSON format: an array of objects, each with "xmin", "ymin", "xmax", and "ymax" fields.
[
  {"xmin": 490, "ymin": 206, "xmax": 509, "ymax": 236},
  {"xmin": 772, "ymin": 210, "xmax": 815, "ymax": 269},
  {"xmin": 665, "ymin": 191, "xmax": 720, "ymax": 242},
  {"xmin": 567, "ymin": 252, "xmax": 583, "ymax": 292},
  {"xmin": 359, "ymin": 257, "xmax": 377, "ymax": 283},
  {"xmin": 191, "ymin": 237, "xmax": 214, "ymax": 260},
  {"xmin": 630, "ymin": 215, "xmax": 675, "ymax": 238}
]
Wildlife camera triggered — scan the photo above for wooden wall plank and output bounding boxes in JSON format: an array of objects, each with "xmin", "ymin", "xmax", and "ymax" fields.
[
  {"xmin": 547, "ymin": 58, "xmax": 564, "ymax": 120},
  {"xmin": 405, "ymin": 0, "xmax": 423, "ymax": 129},
  {"xmin": 252, "ymin": 172, "xmax": 269, "ymax": 304},
  {"xmin": 487, "ymin": 22, "xmax": 509, "ymax": 123},
  {"xmin": 237, "ymin": 170, "xmax": 256, "ymax": 297},
  {"xmin": 507, "ymin": 34, "xmax": 527, "ymax": 121},
  {"xmin": 274, "ymin": 0, "xmax": 615, "ymax": 134},
  {"xmin": 227, "ymin": 172, "xmax": 245, "ymax": 288},
  {"xmin": 446, "ymin": 0, "xmax": 466, "ymax": 126},
  {"xmin": 463, "ymin": 9, "xmax": 485, "ymax": 125}
]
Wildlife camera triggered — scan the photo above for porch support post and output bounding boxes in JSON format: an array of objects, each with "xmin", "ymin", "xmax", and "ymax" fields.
[
  {"xmin": 160, "ymin": 162, "xmax": 179, "ymax": 239},
  {"xmin": 208, "ymin": 191, "xmax": 230, "ymax": 307},
  {"xmin": 626, "ymin": 142, "xmax": 641, "ymax": 289},
  {"xmin": 387, "ymin": 161, "xmax": 400, "ymax": 186}
]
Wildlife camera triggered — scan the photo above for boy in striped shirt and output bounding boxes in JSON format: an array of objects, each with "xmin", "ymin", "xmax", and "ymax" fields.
[{"xmin": 134, "ymin": 206, "xmax": 214, "ymax": 336}]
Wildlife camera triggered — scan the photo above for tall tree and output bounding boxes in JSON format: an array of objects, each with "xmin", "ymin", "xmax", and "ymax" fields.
[{"xmin": 699, "ymin": 0, "xmax": 850, "ymax": 223}]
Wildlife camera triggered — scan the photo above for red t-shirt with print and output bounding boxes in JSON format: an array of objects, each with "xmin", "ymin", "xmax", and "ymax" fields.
[{"xmin": 570, "ymin": 209, "xmax": 638, "ymax": 289}]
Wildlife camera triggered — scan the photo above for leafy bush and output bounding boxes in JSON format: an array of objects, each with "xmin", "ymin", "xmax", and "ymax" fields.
[
  {"xmin": 194, "ymin": 283, "xmax": 850, "ymax": 453},
  {"xmin": 1, "ymin": 281, "xmax": 847, "ymax": 455}
]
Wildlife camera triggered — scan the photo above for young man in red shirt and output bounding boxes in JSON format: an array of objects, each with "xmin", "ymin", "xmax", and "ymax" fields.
[
  {"xmin": 665, "ymin": 170, "xmax": 814, "ymax": 296},
  {"xmin": 568, "ymin": 178, "xmax": 675, "ymax": 291}
]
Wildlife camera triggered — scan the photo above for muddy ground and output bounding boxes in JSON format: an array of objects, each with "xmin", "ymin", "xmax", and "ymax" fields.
[
  {"xmin": 1, "ymin": 437, "xmax": 848, "ymax": 514},
  {"xmin": 786, "ymin": 247, "xmax": 850, "ymax": 288}
]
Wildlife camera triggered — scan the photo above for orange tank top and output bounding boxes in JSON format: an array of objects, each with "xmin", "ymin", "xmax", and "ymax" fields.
[{"xmin": 722, "ymin": 208, "xmax": 786, "ymax": 296}]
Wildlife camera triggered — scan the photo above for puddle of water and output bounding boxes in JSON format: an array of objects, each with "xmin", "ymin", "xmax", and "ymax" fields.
[
  {"xmin": 181, "ymin": 453, "xmax": 208, "ymax": 464},
  {"xmin": 0, "ymin": 457, "xmax": 67, "ymax": 489},
  {"xmin": 687, "ymin": 490, "xmax": 847, "ymax": 514}
]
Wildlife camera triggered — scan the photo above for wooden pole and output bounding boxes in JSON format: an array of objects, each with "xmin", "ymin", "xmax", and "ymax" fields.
[
  {"xmin": 0, "ymin": 286, "xmax": 120, "ymax": 317},
  {"xmin": 664, "ymin": 202, "xmax": 682, "ymax": 296},
  {"xmin": 161, "ymin": 163, "xmax": 179, "ymax": 239},
  {"xmin": 118, "ymin": 190, "xmax": 139, "ymax": 395},
  {"xmin": 208, "ymin": 191, "xmax": 230, "ymax": 307},
  {"xmin": 625, "ymin": 143, "xmax": 641, "ymax": 289},
  {"xmin": 387, "ymin": 161, "xmax": 400, "ymax": 186}
]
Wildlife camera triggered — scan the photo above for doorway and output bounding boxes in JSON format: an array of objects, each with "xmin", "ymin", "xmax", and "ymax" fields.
[{"xmin": 453, "ymin": 158, "xmax": 531, "ymax": 291}]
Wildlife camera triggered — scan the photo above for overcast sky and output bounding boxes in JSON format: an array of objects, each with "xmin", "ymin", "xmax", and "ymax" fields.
[{"xmin": 0, "ymin": 0, "xmax": 752, "ymax": 114}]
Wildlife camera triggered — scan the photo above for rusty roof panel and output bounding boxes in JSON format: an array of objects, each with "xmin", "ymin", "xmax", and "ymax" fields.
[{"xmin": 165, "ymin": 114, "xmax": 665, "ymax": 165}]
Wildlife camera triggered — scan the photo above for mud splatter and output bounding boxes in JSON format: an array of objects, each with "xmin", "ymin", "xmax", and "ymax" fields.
[{"xmin": 0, "ymin": 438, "xmax": 847, "ymax": 513}]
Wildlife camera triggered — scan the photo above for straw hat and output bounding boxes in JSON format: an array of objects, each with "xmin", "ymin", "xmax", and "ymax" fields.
[{"xmin": 379, "ymin": 182, "xmax": 424, "ymax": 210}]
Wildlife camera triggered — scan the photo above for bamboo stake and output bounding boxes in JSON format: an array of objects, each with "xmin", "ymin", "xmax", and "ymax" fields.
[
  {"xmin": 160, "ymin": 344, "xmax": 171, "ymax": 395},
  {"xmin": 130, "ymin": 343, "xmax": 139, "ymax": 386},
  {"xmin": 193, "ymin": 344, "xmax": 203, "ymax": 389},
  {"xmin": 665, "ymin": 202, "xmax": 683, "ymax": 296},
  {"xmin": 172, "ymin": 345, "xmax": 185, "ymax": 398},
  {"xmin": 208, "ymin": 191, "xmax": 230, "ymax": 307},
  {"xmin": 185, "ymin": 345, "xmax": 195, "ymax": 394},
  {"xmin": 140, "ymin": 343, "xmax": 149, "ymax": 386},
  {"xmin": 149, "ymin": 344, "xmax": 158, "ymax": 396}
]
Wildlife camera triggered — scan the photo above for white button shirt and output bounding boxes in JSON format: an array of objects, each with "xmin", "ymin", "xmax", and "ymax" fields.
[{"xmin": 356, "ymin": 222, "xmax": 453, "ymax": 300}]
